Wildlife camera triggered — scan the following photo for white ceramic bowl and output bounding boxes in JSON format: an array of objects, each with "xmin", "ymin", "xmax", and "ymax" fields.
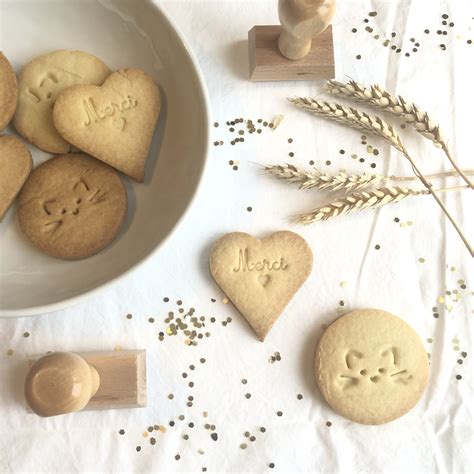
[{"xmin": 0, "ymin": 0, "xmax": 210, "ymax": 317}]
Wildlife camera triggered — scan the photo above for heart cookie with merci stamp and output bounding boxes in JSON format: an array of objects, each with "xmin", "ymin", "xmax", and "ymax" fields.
[
  {"xmin": 53, "ymin": 68, "xmax": 161, "ymax": 182},
  {"xmin": 210, "ymin": 231, "xmax": 313, "ymax": 341}
]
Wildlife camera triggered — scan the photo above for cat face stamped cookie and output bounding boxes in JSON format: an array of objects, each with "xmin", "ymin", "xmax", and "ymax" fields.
[
  {"xmin": 13, "ymin": 50, "xmax": 110, "ymax": 153},
  {"xmin": 210, "ymin": 231, "xmax": 313, "ymax": 341},
  {"xmin": 314, "ymin": 309, "xmax": 429, "ymax": 425},
  {"xmin": 53, "ymin": 68, "xmax": 161, "ymax": 182},
  {"xmin": 17, "ymin": 153, "xmax": 127, "ymax": 260}
]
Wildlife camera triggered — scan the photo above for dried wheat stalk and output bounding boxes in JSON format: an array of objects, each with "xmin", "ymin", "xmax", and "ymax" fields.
[
  {"xmin": 297, "ymin": 187, "xmax": 426, "ymax": 224},
  {"xmin": 290, "ymin": 97, "xmax": 473, "ymax": 256},
  {"xmin": 263, "ymin": 164, "xmax": 474, "ymax": 192},
  {"xmin": 289, "ymin": 97, "xmax": 407, "ymax": 153},
  {"xmin": 327, "ymin": 79, "xmax": 473, "ymax": 189},
  {"xmin": 263, "ymin": 164, "xmax": 386, "ymax": 191},
  {"xmin": 296, "ymin": 186, "xmax": 467, "ymax": 224}
]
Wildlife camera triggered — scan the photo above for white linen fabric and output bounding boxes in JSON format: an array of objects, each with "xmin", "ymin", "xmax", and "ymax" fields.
[{"xmin": 0, "ymin": 1, "xmax": 472, "ymax": 472}]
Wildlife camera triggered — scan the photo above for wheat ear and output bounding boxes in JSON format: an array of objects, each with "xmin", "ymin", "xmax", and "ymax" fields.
[
  {"xmin": 263, "ymin": 164, "xmax": 474, "ymax": 192},
  {"xmin": 297, "ymin": 187, "xmax": 426, "ymax": 223},
  {"xmin": 327, "ymin": 79, "xmax": 473, "ymax": 189},
  {"xmin": 290, "ymin": 98, "xmax": 473, "ymax": 256},
  {"xmin": 297, "ymin": 185, "xmax": 468, "ymax": 224},
  {"xmin": 262, "ymin": 164, "xmax": 386, "ymax": 191}
]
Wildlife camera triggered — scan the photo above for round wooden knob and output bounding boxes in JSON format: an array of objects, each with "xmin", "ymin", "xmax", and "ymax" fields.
[
  {"xmin": 25, "ymin": 352, "xmax": 100, "ymax": 417},
  {"xmin": 278, "ymin": 0, "xmax": 336, "ymax": 60}
]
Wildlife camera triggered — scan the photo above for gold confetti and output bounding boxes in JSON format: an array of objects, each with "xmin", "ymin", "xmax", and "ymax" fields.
[
  {"xmin": 6, "ymin": 349, "xmax": 14, "ymax": 356},
  {"xmin": 418, "ymin": 257, "xmax": 425, "ymax": 263},
  {"xmin": 438, "ymin": 296, "xmax": 445, "ymax": 304},
  {"xmin": 223, "ymin": 298, "xmax": 229, "ymax": 304},
  {"xmin": 340, "ymin": 281, "xmax": 347, "ymax": 287}
]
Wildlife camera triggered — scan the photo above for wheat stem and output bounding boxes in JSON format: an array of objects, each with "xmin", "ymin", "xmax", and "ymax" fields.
[
  {"xmin": 393, "ymin": 169, "xmax": 474, "ymax": 181},
  {"xmin": 290, "ymin": 97, "xmax": 473, "ymax": 256},
  {"xmin": 327, "ymin": 79, "xmax": 474, "ymax": 189}
]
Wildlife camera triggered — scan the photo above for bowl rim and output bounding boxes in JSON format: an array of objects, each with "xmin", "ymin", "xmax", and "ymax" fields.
[{"xmin": 0, "ymin": 1, "xmax": 211, "ymax": 318}]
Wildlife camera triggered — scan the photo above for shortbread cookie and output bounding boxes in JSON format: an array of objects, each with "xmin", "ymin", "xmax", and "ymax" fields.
[
  {"xmin": 53, "ymin": 68, "xmax": 161, "ymax": 182},
  {"xmin": 314, "ymin": 309, "xmax": 429, "ymax": 425},
  {"xmin": 210, "ymin": 231, "xmax": 313, "ymax": 341},
  {"xmin": 0, "ymin": 135, "xmax": 32, "ymax": 220},
  {"xmin": 13, "ymin": 50, "xmax": 110, "ymax": 153},
  {"xmin": 17, "ymin": 153, "xmax": 127, "ymax": 259},
  {"xmin": 0, "ymin": 52, "xmax": 18, "ymax": 131}
]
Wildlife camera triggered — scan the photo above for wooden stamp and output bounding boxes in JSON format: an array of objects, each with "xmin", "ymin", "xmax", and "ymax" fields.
[
  {"xmin": 24, "ymin": 350, "xmax": 146, "ymax": 417},
  {"xmin": 248, "ymin": 0, "xmax": 336, "ymax": 81}
]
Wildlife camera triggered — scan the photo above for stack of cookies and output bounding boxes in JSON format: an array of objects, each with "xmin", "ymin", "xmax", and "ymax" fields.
[{"xmin": 0, "ymin": 49, "xmax": 161, "ymax": 259}]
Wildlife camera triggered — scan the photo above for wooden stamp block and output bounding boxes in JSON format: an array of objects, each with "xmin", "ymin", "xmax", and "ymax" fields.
[
  {"xmin": 248, "ymin": 25, "xmax": 335, "ymax": 82},
  {"xmin": 26, "ymin": 350, "xmax": 146, "ymax": 414}
]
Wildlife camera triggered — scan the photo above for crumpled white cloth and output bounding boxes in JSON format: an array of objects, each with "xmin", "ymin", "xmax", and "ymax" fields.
[{"xmin": 0, "ymin": 0, "xmax": 472, "ymax": 472}]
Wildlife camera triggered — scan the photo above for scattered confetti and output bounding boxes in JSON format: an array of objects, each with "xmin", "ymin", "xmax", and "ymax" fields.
[{"xmin": 269, "ymin": 352, "xmax": 282, "ymax": 363}]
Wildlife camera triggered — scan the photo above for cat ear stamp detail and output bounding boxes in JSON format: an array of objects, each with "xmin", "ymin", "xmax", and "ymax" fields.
[
  {"xmin": 314, "ymin": 309, "xmax": 429, "ymax": 425},
  {"xmin": 53, "ymin": 68, "xmax": 161, "ymax": 182},
  {"xmin": 17, "ymin": 153, "xmax": 127, "ymax": 260},
  {"xmin": 210, "ymin": 231, "xmax": 313, "ymax": 341}
]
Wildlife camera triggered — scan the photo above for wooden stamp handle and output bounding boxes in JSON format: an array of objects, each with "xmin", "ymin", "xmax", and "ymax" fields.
[
  {"xmin": 25, "ymin": 352, "xmax": 100, "ymax": 417},
  {"xmin": 278, "ymin": 0, "xmax": 336, "ymax": 60}
]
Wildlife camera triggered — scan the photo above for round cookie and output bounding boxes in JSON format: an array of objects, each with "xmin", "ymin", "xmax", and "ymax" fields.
[
  {"xmin": 314, "ymin": 309, "xmax": 429, "ymax": 425},
  {"xmin": 13, "ymin": 50, "xmax": 110, "ymax": 153},
  {"xmin": 0, "ymin": 52, "xmax": 18, "ymax": 131},
  {"xmin": 17, "ymin": 153, "xmax": 127, "ymax": 260}
]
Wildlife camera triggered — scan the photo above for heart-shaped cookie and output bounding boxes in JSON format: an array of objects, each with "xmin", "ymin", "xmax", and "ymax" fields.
[
  {"xmin": 0, "ymin": 52, "xmax": 18, "ymax": 131},
  {"xmin": 53, "ymin": 69, "xmax": 161, "ymax": 182},
  {"xmin": 0, "ymin": 135, "xmax": 32, "ymax": 221},
  {"xmin": 210, "ymin": 231, "xmax": 313, "ymax": 341}
]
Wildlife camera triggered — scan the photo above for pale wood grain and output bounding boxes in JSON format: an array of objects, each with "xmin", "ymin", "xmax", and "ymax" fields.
[{"xmin": 248, "ymin": 25, "xmax": 334, "ymax": 81}]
